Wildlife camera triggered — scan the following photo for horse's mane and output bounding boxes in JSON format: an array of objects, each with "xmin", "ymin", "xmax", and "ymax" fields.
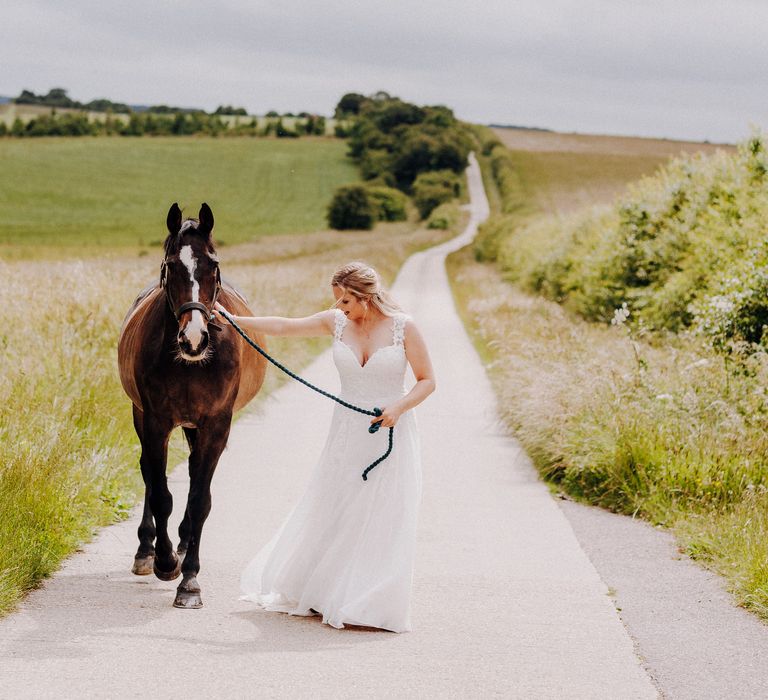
[{"xmin": 164, "ymin": 218, "xmax": 216, "ymax": 257}]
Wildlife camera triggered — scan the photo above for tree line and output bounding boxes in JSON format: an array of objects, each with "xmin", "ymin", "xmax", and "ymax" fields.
[{"xmin": 2, "ymin": 88, "xmax": 332, "ymax": 138}]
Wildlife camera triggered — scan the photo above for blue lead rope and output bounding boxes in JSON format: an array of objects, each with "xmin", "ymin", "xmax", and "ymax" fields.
[{"xmin": 219, "ymin": 310, "xmax": 393, "ymax": 481}]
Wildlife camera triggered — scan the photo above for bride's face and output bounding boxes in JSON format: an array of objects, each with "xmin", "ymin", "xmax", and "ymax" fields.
[{"xmin": 333, "ymin": 285, "xmax": 368, "ymax": 322}]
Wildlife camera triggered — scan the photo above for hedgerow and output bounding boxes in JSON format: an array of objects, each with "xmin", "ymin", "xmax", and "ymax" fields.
[{"xmin": 487, "ymin": 134, "xmax": 768, "ymax": 347}]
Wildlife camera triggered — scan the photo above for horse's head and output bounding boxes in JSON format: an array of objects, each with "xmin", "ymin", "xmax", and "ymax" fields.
[{"xmin": 161, "ymin": 202, "xmax": 221, "ymax": 363}]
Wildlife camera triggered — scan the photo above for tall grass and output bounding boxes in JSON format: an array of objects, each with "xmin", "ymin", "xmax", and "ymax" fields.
[{"xmin": 0, "ymin": 219, "xmax": 460, "ymax": 616}]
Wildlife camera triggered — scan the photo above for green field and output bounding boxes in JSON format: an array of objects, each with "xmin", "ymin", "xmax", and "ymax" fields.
[{"xmin": 0, "ymin": 137, "xmax": 357, "ymax": 255}]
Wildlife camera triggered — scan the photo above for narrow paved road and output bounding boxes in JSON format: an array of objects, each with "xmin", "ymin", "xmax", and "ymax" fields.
[{"xmin": 0, "ymin": 155, "xmax": 657, "ymax": 699}]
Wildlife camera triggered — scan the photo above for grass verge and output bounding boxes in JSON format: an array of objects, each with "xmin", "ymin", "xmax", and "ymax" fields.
[{"xmin": 448, "ymin": 246, "xmax": 768, "ymax": 620}]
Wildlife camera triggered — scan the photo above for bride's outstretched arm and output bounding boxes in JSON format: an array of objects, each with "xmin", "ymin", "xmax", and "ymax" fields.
[
  {"xmin": 214, "ymin": 304, "xmax": 335, "ymax": 337},
  {"xmin": 373, "ymin": 321, "xmax": 436, "ymax": 429}
]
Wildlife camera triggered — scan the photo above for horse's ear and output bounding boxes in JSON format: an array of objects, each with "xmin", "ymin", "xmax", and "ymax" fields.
[
  {"xmin": 198, "ymin": 203, "xmax": 214, "ymax": 236},
  {"xmin": 167, "ymin": 203, "xmax": 182, "ymax": 234}
]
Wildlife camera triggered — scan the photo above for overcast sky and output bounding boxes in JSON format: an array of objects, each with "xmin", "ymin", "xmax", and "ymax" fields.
[{"xmin": 2, "ymin": 0, "xmax": 766, "ymax": 143}]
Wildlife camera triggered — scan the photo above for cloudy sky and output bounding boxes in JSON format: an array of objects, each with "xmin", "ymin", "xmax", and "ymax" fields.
[{"xmin": 2, "ymin": 0, "xmax": 766, "ymax": 143}]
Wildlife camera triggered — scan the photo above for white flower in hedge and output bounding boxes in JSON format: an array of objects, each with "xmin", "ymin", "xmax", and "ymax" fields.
[
  {"xmin": 611, "ymin": 302, "xmax": 630, "ymax": 326},
  {"xmin": 711, "ymin": 296, "xmax": 735, "ymax": 313}
]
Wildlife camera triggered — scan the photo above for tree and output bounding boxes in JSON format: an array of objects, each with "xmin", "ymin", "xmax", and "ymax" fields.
[
  {"xmin": 327, "ymin": 185, "xmax": 375, "ymax": 230},
  {"xmin": 214, "ymin": 105, "xmax": 248, "ymax": 115},
  {"xmin": 334, "ymin": 93, "xmax": 368, "ymax": 118},
  {"xmin": 412, "ymin": 170, "xmax": 460, "ymax": 219}
]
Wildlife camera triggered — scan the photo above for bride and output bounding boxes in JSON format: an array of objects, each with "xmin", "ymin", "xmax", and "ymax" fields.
[{"xmin": 215, "ymin": 261, "xmax": 435, "ymax": 632}]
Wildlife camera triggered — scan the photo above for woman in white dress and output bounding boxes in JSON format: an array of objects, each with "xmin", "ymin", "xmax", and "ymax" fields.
[{"xmin": 215, "ymin": 262, "xmax": 435, "ymax": 632}]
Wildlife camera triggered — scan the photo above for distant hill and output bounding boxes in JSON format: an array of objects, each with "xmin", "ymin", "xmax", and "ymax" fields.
[
  {"xmin": 0, "ymin": 96, "xmax": 11, "ymax": 105},
  {"xmin": 490, "ymin": 123, "xmax": 553, "ymax": 133}
]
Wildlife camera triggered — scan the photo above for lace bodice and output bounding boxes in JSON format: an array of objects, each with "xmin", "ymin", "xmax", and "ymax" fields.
[{"xmin": 332, "ymin": 309, "xmax": 408, "ymax": 404}]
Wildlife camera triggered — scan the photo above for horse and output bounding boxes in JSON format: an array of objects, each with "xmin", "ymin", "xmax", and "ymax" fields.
[{"xmin": 117, "ymin": 203, "xmax": 266, "ymax": 608}]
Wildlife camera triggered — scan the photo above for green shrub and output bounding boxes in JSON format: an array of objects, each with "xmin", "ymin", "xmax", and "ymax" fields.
[
  {"xmin": 276, "ymin": 119, "xmax": 299, "ymax": 138},
  {"xmin": 360, "ymin": 149, "xmax": 391, "ymax": 180},
  {"xmin": 334, "ymin": 123, "xmax": 350, "ymax": 138},
  {"xmin": 427, "ymin": 201, "xmax": 460, "ymax": 230},
  {"xmin": 412, "ymin": 169, "xmax": 461, "ymax": 219},
  {"xmin": 366, "ymin": 186, "xmax": 407, "ymax": 222},
  {"xmin": 474, "ymin": 213, "xmax": 518, "ymax": 262},
  {"xmin": 327, "ymin": 185, "xmax": 375, "ymax": 230},
  {"xmin": 693, "ymin": 241, "xmax": 768, "ymax": 357}
]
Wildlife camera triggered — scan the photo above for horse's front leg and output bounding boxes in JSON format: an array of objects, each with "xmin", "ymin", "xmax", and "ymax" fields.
[
  {"xmin": 132, "ymin": 495, "xmax": 156, "ymax": 575},
  {"xmin": 174, "ymin": 414, "xmax": 232, "ymax": 609},
  {"xmin": 139, "ymin": 414, "xmax": 180, "ymax": 582},
  {"xmin": 176, "ymin": 427, "xmax": 197, "ymax": 560}
]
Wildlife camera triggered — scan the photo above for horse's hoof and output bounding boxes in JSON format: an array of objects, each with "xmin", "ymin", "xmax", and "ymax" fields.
[
  {"xmin": 153, "ymin": 554, "xmax": 181, "ymax": 581},
  {"xmin": 132, "ymin": 555, "xmax": 155, "ymax": 576},
  {"xmin": 173, "ymin": 590, "xmax": 203, "ymax": 609}
]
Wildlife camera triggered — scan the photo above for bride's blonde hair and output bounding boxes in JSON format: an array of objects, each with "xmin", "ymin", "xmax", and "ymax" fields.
[{"xmin": 331, "ymin": 261, "xmax": 403, "ymax": 317}]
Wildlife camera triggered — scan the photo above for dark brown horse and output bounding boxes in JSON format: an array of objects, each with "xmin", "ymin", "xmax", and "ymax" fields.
[{"xmin": 118, "ymin": 203, "xmax": 266, "ymax": 608}]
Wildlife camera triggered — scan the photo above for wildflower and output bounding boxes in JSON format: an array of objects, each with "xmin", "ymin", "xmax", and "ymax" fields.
[
  {"xmin": 611, "ymin": 302, "xmax": 630, "ymax": 327},
  {"xmin": 711, "ymin": 296, "xmax": 735, "ymax": 313}
]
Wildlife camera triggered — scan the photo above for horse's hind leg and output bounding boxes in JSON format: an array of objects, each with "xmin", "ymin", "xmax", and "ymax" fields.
[
  {"xmin": 174, "ymin": 415, "xmax": 231, "ymax": 609},
  {"xmin": 139, "ymin": 413, "xmax": 180, "ymax": 582},
  {"xmin": 131, "ymin": 406, "xmax": 156, "ymax": 576},
  {"xmin": 176, "ymin": 427, "xmax": 197, "ymax": 560}
]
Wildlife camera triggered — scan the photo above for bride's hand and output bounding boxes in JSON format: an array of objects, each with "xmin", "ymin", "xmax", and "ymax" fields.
[
  {"xmin": 372, "ymin": 405, "xmax": 403, "ymax": 429},
  {"xmin": 213, "ymin": 302, "xmax": 230, "ymax": 320}
]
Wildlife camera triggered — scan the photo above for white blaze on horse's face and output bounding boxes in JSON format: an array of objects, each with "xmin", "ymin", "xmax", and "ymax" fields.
[{"xmin": 179, "ymin": 244, "xmax": 206, "ymax": 357}]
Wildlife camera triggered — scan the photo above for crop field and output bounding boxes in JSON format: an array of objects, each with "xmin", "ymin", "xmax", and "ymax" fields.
[
  {"xmin": 0, "ymin": 137, "xmax": 357, "ymax": 255},
  {"xmin": 492, "ymin": 126, "xmax": 732, "ymax": 156},
  {"xmin": 0, "ymin": 135, "xmax": 465, "ymax": 615},
  {"xmin": 491, "ymin": 127, "xmax": 735, "ymax": 214}
]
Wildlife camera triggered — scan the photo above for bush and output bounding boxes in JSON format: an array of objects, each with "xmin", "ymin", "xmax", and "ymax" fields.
[
  {"xmin": 334, "ymin": 122, "xmax": 351, "ymax": 138},
  {"xmin": 427, "ymin": 201, "xmax": 460, "ymax": 230},
  {"xmin": 327, "ymin": 185, "xmax": 375, "ymax": 230},
  {"xmin": 360, "ymin": 149, "xmax": 391, "ymax": 181},
  {"xmin": 412, "ymin": 169, "xmax": 461, "ymax": 219},
  {"xmin": 693, "ymin": 241, "xmax": 768, "ymax": 357},
  {"xmin": 366, "ymin": 186, "xmax": 407, "ymax": 222},
  {"xmin": 275, "ymin": 119, "xmax": 299, "ymax": 138}
]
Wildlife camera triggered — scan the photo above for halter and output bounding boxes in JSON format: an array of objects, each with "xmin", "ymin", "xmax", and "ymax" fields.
[{"xmin": 160, "ymin": 258, "xmax": 223, "ymax": 331}]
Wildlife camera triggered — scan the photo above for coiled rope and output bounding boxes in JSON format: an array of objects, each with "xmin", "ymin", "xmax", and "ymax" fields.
[{"xmin": 218, "ymin": 309, "xmax": 393, "ymax": 481}]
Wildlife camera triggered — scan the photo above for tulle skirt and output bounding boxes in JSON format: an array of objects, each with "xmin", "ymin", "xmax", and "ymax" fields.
[{"xmin": 240, "ymin": 403, "xmax": 422, "ymax": 633}]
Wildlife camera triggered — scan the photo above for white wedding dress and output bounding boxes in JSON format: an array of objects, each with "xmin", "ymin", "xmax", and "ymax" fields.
[{"xmin": 240, "ymin": 310, "xmax": 422, "ymax": 632}]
